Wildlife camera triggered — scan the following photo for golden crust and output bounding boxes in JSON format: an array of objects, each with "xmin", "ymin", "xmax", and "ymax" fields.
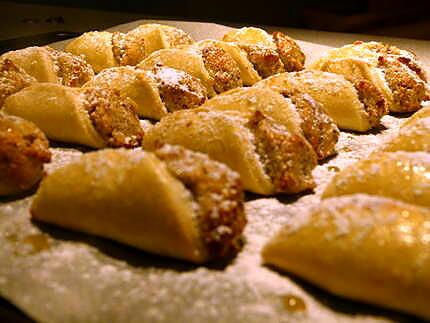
[
  {"xmin": 353, "ymin": 79, "xmax": 388, "ymax": 128},
  {"xmin": 0, "ymin": 59, "xmax": 35, "ymax": 107},
  {"xmin": 147, "ymin": 65, "xmax": 208, "ymax": 112},
  {"xmin": 200, "ymin": 44, "xmax": 243, "ymax": 93},
  {"xmin": 378, "ymin": 55, "xmax": 430, "ymax": 112},
  {"xmin": 153, "ymin": 145, "xmax": 246, "ymax": 259},
  {"xmin": 246, "ymin": 111, "xmax": 317, "ymax": 194},
  {"xmin": 82, "ymin": 87, "xmax": 143, "ymax": 148},
  {"xmin": 272, "ymin": 31, "xmax": 305, "ymax": 72},
  {"xmin": 0, "ymin": 113, "xmax": 51, "ymax": 195}
]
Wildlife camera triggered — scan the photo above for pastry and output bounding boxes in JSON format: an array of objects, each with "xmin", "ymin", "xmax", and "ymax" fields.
[
  {"xmin": 65, "ymin": 24, "xmax": 192, "ymax": 73},
  {"xmin": 262, "ymin": 194, "xmax": 430, "ymax": 320},
  {"xmin": 83, "ymin": 65, "xmax": 207, "ymax": 119},
  {"xmin": 31, "ymin": 145, "xmax": 246, "ymax": 263},
  {"xmin": 402, "ymin": 103, "xmax": 430, "ymax": 128},
  {"xmin": 312, "ymin": 41, "xmax": 430, "ymax": 113},
  {"xmin": 1, "ymin": 46, "xmax": 94, "ymax": 86},
  {"xmin": 254, "ymin": 76, "xmax": 340, "ymax": 159},
  {"xmin": 0, "ymin": 113, "xmax": 51, "ymax": 196},
  {"xmin": 322, "ymin": 151, "xmax": 430, "ymax": 207},
  {"xmin": 222, "ymin": 27, "xmax": 305, "ymax": 77},
  {"xmin": 379, "ymin": 117, "xmax": 430, "ymax": 153},
  {"xmin": 0, "ymin": 59, "xmax": 36, "ymax": 107},
  {"xmin": 2, "ymin": 83, "xmax": 143, "ymax": 148},
  {"xmin": 261, "ymin": 70, "xmax": 388, "ymax": 132},
  {"xmin": 143, "ymin": 109, "xmax": 317, "ymax": 195}
]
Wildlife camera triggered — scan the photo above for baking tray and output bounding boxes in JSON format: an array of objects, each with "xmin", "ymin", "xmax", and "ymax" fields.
[{"xmin": 0, "ymin": 20, "xmax": 426, "ymax": 323}]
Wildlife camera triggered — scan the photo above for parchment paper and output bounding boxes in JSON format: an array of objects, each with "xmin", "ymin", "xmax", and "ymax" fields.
[{"xmin": 0, "ymin": 20, "xmax": 426, "ymax": 323}]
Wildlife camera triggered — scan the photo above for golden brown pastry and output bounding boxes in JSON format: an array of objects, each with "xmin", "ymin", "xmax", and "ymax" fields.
[
  {"xmin": 222, "ymin": 27, "xmax": 305, "ymax": 78},
  {"xmin": 143, "ymin": 109, "xmax": 317, "ymax": 195},
  {"xmin": 2, "ymin": 83, "xmax": 143, "ymax": 148},
  {"xmin": 261, "ymin": 70, "xmax": 388, "ymax": 132},
  {"xmin": 31, "ymin": 145, "xmax": 246, "ymax": 263},
  {"xmin": 402, "ymin": 103, "xmax": 430, "ymax": 128},
  {"xmin": 262, "ymin": 194, "xmax": 430, "ymax": 320},
  {"xmin": 1, "ymin": 46, "xmax": 94, "ymax": 86},
  {"xmin": 65, "ymin": 24, "xmax": 192, "ymax": 73},
  {"xmin": 254, "ymin": 76, "xmax": 339, "ymax": 159},
  {"xmin": 379, "ymin": 116, "xmax": 430, "ymax": 153},
  {"xmin": 0, "ymin": 59, "xmax": 36, "ymax": 107},
  {"xmin": 0, "ymin": 113, "xmax": 51, "ymax": 196},
  {"xmin": 84, "ymin": 65, "xmax": 207, "ymax": 119},
  {"xmin": 312, "ymin": 41, "xmax": 430, "ymax": 113},
  {"xmin": 322, "ymin": 151, "xmax": 430, "ymax": 207}
]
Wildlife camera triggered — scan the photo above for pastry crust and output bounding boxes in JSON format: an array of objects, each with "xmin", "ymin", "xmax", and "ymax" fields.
[
  {"xmin": 262, "ymin": 194, "xmax": 430, "ymax": 320},
  {"xmin": 0, "ymin": 59, "xmax": 36, "ymax": 107},
  {"xmin": 2, "ymin": 83, "xmax": 143, "ymax": 148},
  {"xmin": 0, "ymin": 113, "xmax": 51, "ymax": 196},
  {"xmin": 222, "ymin": 27, "xmax": 305, "ymax": 78},
  {"xmin": 31, "ymin": 146, "xmax": 245, "ymax": 263},
  {"xmin": 312, "ymin": 41, "xmax": 430, "ymax": 112},
  {"xmin": 322, "ymin": 151, "xmax": 430, "ymax": 207},
  {"xmin": 402, "ymin": 103, "xmax": 430, "ymax": 128},
  {"xmin": 379, "ymin": 116, "xmax": 430, "ymax": 153},
  {"xmin": 143, "ymin": 109, "xmax": 317, "ymax": 195},
  {"xmin": 1, "ymin": 46, "xmax": 94, "ymax": 86}
]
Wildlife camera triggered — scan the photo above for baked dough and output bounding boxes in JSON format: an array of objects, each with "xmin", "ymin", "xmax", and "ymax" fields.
[
  {"xmin": 143, "ymin": 109, "xmax": 317, "ymax": 195},
  {"xmin": 379, "ymin": 117, "xmax": 430, "ymax": 153},
  {"xmin": 402, "ymin": 103, "xmax": 430, "ymax": 128},
  {"xmin": 1, "ymin": 46, "xmax": 94, "ymax": 86},
  {"xmin": 66, "ymin": 24, "xmax": 192, "ymax": 73},
  {"xmin": 312, "ymin": 41, "xmax": 430, "ymax": 112},
  {"xmin": 2, "ymin": 83, "xmax": 143, "ymax": 148},
  {"xmin": 258, "ymin": 71, "xmax": 388, "ymax": 132},
  {"xmin": 0, "ymin": 113, "xmax": 51, "ymax": 196},
  {"xmin": 83, "ymin": 65, "xmax": 207, "ymax": 119},
  {"xmin": 222, "ymin": 27, "xmax": 305, "ymax": 77},
  {"xmin": 262, "ymin": 194, "xmax": 430, "ymax": 320},
  {"xmin": 31, "ymin": 145, "xmax": 246, "ymax": 263},
  {"xmin": 322, "ymin": 151, "xmax": 430, "ymax": 207},
  {"xmin": 0, "ymin": 59, "xmax": 36, "ymax": 107}
]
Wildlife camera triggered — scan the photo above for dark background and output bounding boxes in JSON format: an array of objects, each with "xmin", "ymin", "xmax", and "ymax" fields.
[{"xmin": 11, "ymin": 0, "xmax": 430, "ymax": 39}]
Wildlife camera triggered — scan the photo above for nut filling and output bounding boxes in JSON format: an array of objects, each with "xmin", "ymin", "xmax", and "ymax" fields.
[
  {"xmin": 283, "ymin": 89, "xmax": 339, "ymax": 160},
  {"xmin": 112, "ymin": 32, "xmax": 146, "ymax": 66},
  {"xmin": 153, "ymin": 145, "xmax": 246, "ymax": 259},
  {"xmin": 201, "ymin": 45, "xmax": 243, "ymax": 93},
  {"xmin": 354, "ymin": 79, "xmax": 388, "ymax": 127},
  {"xmin": 148, "ymin": 65, "xmax": 208, "ymax": 112},
  {"xmin": 272, "ymin": 32, "xmax": 305, "ymax": 72},
  {"xmin": 239, "ymin": 44, "xmax": 285, "ymax": 78},
  {"xmin": 246, "ymin": 111, "xmax": 317, "ymax": 193},
  {"xmin": 378, "ymin": 56, "xmax": 430, "ymax": 112},
  {"xmin": 82, "ymin": 88, "xmax": 143, "ymax": 148},
  {"xmin": 0, "ymin": 114, "xmax": 51, "ymax": 191},
  {"xmin": 0, "ymin": 59, "xmax": 35, "ymax": 107},
  {"xmin": 46, "ymin": 47, "xmax": 94, "ymax": 87}
]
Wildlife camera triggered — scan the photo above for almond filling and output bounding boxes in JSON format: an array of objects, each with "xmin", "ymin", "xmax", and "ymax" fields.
[
  {"xmin": 0, "ymin": 59, "xmax": 35, "ymax": 107},
  {"xmin": 272, "ymin": 32, "xmax": 305, "ymax": 72},
  {"xmin": 153, "ymin": 144, "xmax": 246, "ymax": 259},
  {"xmin": 353, "ymin": 79, "xmax": 388, "ymax": 127},
  {"xmin": 238, "ymin": 44, "xmax": 285, "ymax": 78}
]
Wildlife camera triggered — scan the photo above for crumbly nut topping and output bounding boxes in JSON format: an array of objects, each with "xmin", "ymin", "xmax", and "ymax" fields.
[
  {"xmin": 147, "ymin": 64, "xmax": 207, "ymax": 112},
  {"xmin": 0, "ymin": 113, "xmax": 51, "ymax": 190},
  {"xmin": 82, "ymin": 87, "xmax": 143, "ymax": 148},
  {"xmin": 378, "ymin": 56, "xmax": 430, "ymax": 112},
  {"xmin": 111, "ymin": 32, "xmax": 146, "ymax": 66},
  {"xmin": 246, "ymin": 111, "xmax": 317, "ymax": 194},
  {"xmin": 272, "ymin": 31, "xmax": 305, "ymax": 72},
  {"xmin": 0, "ymin": 59, "xmax": 35, "ymax": 107},
  {"xmin": 353, "ymin": 79, "xmax": 388, "ymax": 128},
  {"xmin": 163, "ymin": 28, "xmax": 193, "ymax": 47},
  {"xmin": 239, "ymin": 44, "xmax": 285, "ymax": 78},
  {"xmin": 45, "ymin": 47, "xmax": 94, "ymax": 87},
  {"xmin": 153, "ymin": 144, "xmax": 246, "ymax": 259},
  {"xmin": 200, "ymin": 44, "xmax": 243, "ymax": 93}
]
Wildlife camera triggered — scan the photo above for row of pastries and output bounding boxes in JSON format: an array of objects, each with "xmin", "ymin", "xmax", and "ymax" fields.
[{"xmin": 1, "ymin": 23, "xmax": 430, "ymax": 320}]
